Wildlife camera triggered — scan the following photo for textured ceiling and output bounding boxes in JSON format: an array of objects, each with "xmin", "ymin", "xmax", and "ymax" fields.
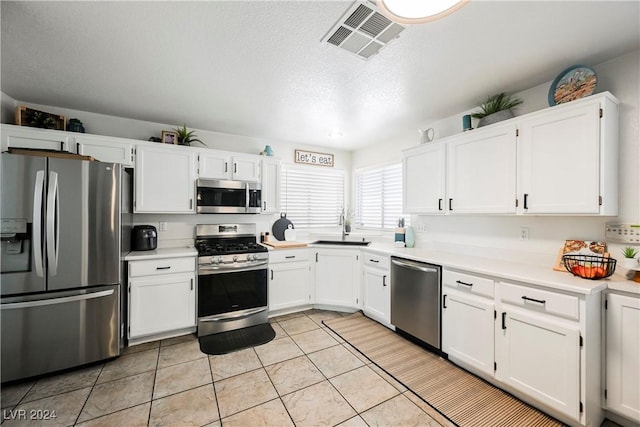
[{"xmin": 1, "ymin": 1, "xmax": 639, "ymax": 150}]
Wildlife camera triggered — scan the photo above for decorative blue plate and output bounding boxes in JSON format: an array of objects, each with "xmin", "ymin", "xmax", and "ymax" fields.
[{"xmin": 548, "ymin": 65, "xmax": 597, "ymax": 106}]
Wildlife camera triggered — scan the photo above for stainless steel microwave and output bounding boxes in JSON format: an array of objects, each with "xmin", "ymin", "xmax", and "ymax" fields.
[{"xmin": 196, "ymin": 179, "xmax": 262, "ymax": 214}]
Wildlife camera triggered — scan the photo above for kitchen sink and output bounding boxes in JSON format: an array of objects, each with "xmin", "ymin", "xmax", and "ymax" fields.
[{"xmin": 311, "ymin": 240, "xmax": 371, "ymax": 246}]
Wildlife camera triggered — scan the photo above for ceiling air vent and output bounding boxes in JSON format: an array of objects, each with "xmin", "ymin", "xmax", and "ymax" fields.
[{"xmin": 322, "ymin": 1, "xmax": 405, "ymax": 60}]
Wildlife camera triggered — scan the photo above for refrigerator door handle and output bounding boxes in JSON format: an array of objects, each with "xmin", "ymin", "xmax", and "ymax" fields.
[
  {"xmin": 1, "ymin": 289, "xmax": 115, "ymax": 310},
  {"xmin": 46, "ymin": 171, "xmax": 60, "ymax": 276},
  {"xmin": 33, "ymin": 170, "xmax": 45, "ymax": 277}
]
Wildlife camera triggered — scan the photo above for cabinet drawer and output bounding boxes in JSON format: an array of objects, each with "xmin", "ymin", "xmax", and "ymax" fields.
[
  {"xmin": 363, "ymin": 253, "xmax": 389, "ymax": 269},
  {"xmin": 443, "ymin": 270, "xmax": 494, "ymax": 298},
  {"xmin": 269, "ymin": 249, "xmax": 310, "ymax": 264},
  {"xmin": 500, "ymin": 282, "xmax": 579, "ymax": 320},
  {"xmin": 129, "ymin": 257, "xmax": 195, "ymax": 277}
]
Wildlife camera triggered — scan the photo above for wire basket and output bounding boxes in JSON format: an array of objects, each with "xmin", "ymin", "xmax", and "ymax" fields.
[{"xmin": 562, "ymin": 254, "xmax": 616, "ymax": 280}]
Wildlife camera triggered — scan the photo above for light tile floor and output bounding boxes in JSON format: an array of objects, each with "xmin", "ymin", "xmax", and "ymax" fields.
[
  {"xmin": 1, "ymin": 310, "xmax": 453, "ymax": 427},
  {"xmin": 1, "ymin": 309, "xmax": 624, "ymax": 427}
]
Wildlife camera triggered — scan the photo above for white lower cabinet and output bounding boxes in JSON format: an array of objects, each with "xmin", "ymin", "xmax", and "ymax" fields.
[
  {"xmin": 605, "ymin": 292, "xmax": 640, "ymax": 423},
  {"xmin": 442, "ymin": 270, "xmax": 495, "ymax": 376},
  {"xmin": 314, "ymin": 249, "xmax": 360, "ymax": 308},
  {"xmin": 362, "ymin": 253, "xmax": 391, "ymax": 326},
  {"xmin": 268, "ymin": 250, "xmax": 312, "ymax": 312},
  {"xmin": 128, "ymin": 257, "xmax": 196, "ymax": 339},
  {"xmin": 495, "ymin": 281, "xmax": 582, "ymax": 423}
]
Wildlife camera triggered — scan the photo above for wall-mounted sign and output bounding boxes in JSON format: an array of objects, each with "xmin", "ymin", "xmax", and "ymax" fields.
[{"xmin": 294, "ymin": 149, "xmax": 334, "ymax": 167}]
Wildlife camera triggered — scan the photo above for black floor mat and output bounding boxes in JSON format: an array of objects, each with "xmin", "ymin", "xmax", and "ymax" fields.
[{"xmin": 198, "ymin": 323, "xmax": 276, "ymax": 355}]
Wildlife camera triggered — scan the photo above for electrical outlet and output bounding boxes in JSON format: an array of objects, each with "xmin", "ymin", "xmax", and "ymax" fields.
[
  {"xmin": 159, "ymin": 222, "xmax": 168, "ymax": 232},
  {"xmin": 520, "ymin": 227, "xmax": 529, "ymax": 241},
  {"xmin": 416, "ymin": 224, "xmax": 427, "ymax": 232}
]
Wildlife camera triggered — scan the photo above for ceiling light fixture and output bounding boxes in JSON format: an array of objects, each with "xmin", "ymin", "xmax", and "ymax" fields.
[{"xmin": 376, "ymin": 0, "xmax": 468, "ymax": 24}]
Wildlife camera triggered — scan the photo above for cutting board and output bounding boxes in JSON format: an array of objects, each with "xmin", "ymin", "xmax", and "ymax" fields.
[{"xmin": 263, "ymin": 240, "xmax": 308, "ymax": 249}]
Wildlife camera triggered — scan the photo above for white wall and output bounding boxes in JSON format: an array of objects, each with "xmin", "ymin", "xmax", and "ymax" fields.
[{"xmin": 352, "ymin": 50, "xmax": 640, "ymax": 265}]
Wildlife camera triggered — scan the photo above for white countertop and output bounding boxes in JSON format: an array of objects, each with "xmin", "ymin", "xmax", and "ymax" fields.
[
  {"xmin": 124, "ymin": 247, "xmax": 197, "ymax": 261},
  {"xmin": 301, "ymin": 241, "xmax": 639, "ymax": 296}
]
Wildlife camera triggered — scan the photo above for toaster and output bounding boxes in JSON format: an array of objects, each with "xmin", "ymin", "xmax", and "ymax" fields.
[{"xmin": 131, "ymin": 225, "xmax": 158, "ymax": 251}]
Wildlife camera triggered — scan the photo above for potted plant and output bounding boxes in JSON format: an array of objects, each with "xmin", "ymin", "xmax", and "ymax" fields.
[
  {"xmin": 173, "ymin": 124, "xmax": 203, "ymax": 146},
  {"xmin": 621, "ymin": 246, "xmax": 638, "ymax": 268},
  {"xmin": 471, "ymin": 92, "xmax": 523, "ymax": 127}
]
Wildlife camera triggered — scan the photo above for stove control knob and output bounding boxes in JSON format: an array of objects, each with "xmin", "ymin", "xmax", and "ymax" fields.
[
  {"xmin": 246, "ymin": 254, "xmax": 253, "ymax": 261},
  {"xmin": 233, "ymin": 255, "xmax": 238, "ymax": 263}
]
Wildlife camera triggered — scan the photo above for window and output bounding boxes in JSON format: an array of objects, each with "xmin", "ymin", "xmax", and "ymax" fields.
[
  {"xmin": 355, "ymin": 163, "xmax": 407, "ymax": 230},
  {"xmin": 281, "ymin": 165, "xmax": 344, "ymax": 228}
]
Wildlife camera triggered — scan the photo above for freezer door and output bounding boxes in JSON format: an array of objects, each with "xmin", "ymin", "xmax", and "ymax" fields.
[
  {"xmin": 0, "ymin": 153, "xmax": 47, "ymax": 296},
  {"xmin": 47, "ymin": 158, "xmax": 121, "ymax": 291},
  {"xmin": 1, "ymin": 284, "xmax": 120, "ymax": 382}
]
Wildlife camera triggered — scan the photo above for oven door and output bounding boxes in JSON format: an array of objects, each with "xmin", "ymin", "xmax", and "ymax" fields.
[
  {"xmin": 197, "ymin": 262, "xmax": 268, "ymax": 336},
  {"xmin": 196, "ymin": 179, "xmax": 247, "ymax": 214}
]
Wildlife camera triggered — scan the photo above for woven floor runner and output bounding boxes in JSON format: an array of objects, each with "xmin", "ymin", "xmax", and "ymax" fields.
[{"xmin": 323, "ymin": 312, "xmax": 563, "ymax": 427}]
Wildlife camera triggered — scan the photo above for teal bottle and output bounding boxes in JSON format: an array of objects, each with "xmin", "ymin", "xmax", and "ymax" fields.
[{"xmin": 405, "ymin": 226, "xmax": 415, "ymax": 248}]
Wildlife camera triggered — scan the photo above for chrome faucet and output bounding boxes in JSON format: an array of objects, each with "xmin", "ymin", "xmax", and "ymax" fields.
[{"xmin": 340, "ymin": 209, "xmax": 346, "ymax": 241}]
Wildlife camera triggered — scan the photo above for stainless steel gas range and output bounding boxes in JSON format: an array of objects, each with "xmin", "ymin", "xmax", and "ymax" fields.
[{"xmin": 195, "ymin": 224, "xmax": 269, "ymax": 337}]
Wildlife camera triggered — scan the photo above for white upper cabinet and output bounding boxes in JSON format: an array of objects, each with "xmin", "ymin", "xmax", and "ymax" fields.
[
  {"xmin": 403, "ymin": 142, "xmax": 446, "ymax": 214},
  {"xmin": 402, "ymin": 92, "xmax": 619, "ymax": 217},
  {"xmin": 73, "ymin": 134, "xmax": 135, "ymax": 167},
  {"xmin": 518, "ymin": 93, "xmax": 618, "ymax": 215},
  {"xmin": 261, "ymin": 157, "xmax": 281, "ymax": 213},
  {"xmin": 198, "ymin": 151, "xmax": 261, "ymax": 182},
  {"xmin": 2, "ymin": 124, "xmax": 71, "ymax": 152},
  {"xmin": 135, "ymin": 144, "xmax": 197, "ymax": 213},
  {"xmin": 447, "ymin": 123, "xmax": 517, "ymax": 214}
]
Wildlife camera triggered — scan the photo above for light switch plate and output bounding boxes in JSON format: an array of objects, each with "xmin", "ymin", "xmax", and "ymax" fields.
[{"xmin": 605, "ymin": 223, "xmax": 640, "ymax": 244}]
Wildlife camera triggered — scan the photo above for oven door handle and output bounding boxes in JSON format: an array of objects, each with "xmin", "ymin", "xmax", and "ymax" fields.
[
  {"xmin": 200, "ymin": 307, "xmax": 267, "ymax": 323},
  {"xmin": 198, "ymin": 260, "xmax": 268, "ymax": 274}
]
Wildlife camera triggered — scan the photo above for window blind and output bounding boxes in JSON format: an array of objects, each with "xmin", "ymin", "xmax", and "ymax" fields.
[
  {"xmin": 281, "ymin": 165, "xmax": 344, "ymax": 228},
  {"xmin": 355, "ymin": 163, "xmax": 408, "ymax": 230}
]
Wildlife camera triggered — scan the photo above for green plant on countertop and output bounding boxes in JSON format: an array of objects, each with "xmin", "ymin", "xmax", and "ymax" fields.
[
  {"xmin": 621, "ymin": 246, "xmax": 638, "ymax": 258},
  {"xmin": 173, "ymin": 124, "xmax": 203, "ymax": 146},
  {"xmin": 471, "ymin": 92, "xmax": 523, "ymax": 119}
]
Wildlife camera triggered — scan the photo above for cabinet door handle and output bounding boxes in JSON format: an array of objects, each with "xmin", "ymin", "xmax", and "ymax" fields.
[
  {"xmin": 190, "ymin": 278, "xmax": 193, "ymax": 291},
  {"xmin": 522, "ymin": 296, "xmax": 546, "ymax": 305},
  {"xmin": 156, "ymin": 266, "xmax": 171, "ymax": 270},
  {"xmin": 369, "ymin": 259, "xmax": 379, "ymax": 263},
  {"xmin": 76, "ymin": 142, "xmax": 80, "ymax": 154},
  {"xmin": 285, "ymin": 255, "xmax": 296, "ymax": 259},
  {"xmin": 438, "ymin": 198, "xmax": 443, "ymax": 211},
  {"xmin": 383, "ymin": 275, "xmax": 387, "ymax": 286},
  {"xmin": 189, "ymin": 199, "xmax": 193, "ymax": 209},
  {"xmin": 234, "ymin": 163, "xmax": 237, "ymax": 174},
  {"xmin": 456, "ymin": 280, "xmax": 473, "ymax": 287},
  {"xmin": 263, "ymin": 201, "xmax": 266, "ymax": 210},
  {"xmin": 60, "ymin": 141, "xmax": 65, "ymax": 152},
  {"xmin": 523, "ymin": 193, "xmax": 529, "ymax": 210},
  {"xmin": 501, "ymin": 312, "xmax": 507, "ymax": 330},
  {"xmin": 270, "ymin": 269, "xmax": 274, "ymax": 280},
  {"xmin": 443, "ymin": 294, "xmax": 447, "ymax": 309},
  {"xmin": 449, "ymin": 198, "xmax": 453, "ymax": 211},
  {"xmin": 224, "ymin": 162, "xmax": 228, "ymax": 173},
  {"xmin": 315, "ymin": 253, "xmax": 318, "ymax": 262}
]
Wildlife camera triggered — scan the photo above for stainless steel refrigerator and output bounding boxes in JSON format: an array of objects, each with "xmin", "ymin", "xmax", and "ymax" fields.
[{"xmin": 1, "ymin": 151, "xmax": 122, "ymax": 383}]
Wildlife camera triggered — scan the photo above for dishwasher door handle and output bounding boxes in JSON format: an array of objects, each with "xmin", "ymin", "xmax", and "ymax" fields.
[{"xmin": 391, "ymin": 258, "xmax": 439, "ymax": 274}]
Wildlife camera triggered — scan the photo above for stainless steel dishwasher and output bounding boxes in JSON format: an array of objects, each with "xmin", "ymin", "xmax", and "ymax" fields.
[{"xmin": 390, "ymin": 257, "xmax": 442, "ymax": 350}]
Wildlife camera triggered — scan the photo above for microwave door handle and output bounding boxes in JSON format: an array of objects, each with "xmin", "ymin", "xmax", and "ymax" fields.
[
  {"xmin": 46, "ymin": 171, "xmax": 60, "ymax": 276},
  {"xmin": 32, "ymin": 170, "xmax": 45, "ymax": 277},
  {"xmin": 246, "ymin": 182, "xmax": 250, "ymax": 211}
]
